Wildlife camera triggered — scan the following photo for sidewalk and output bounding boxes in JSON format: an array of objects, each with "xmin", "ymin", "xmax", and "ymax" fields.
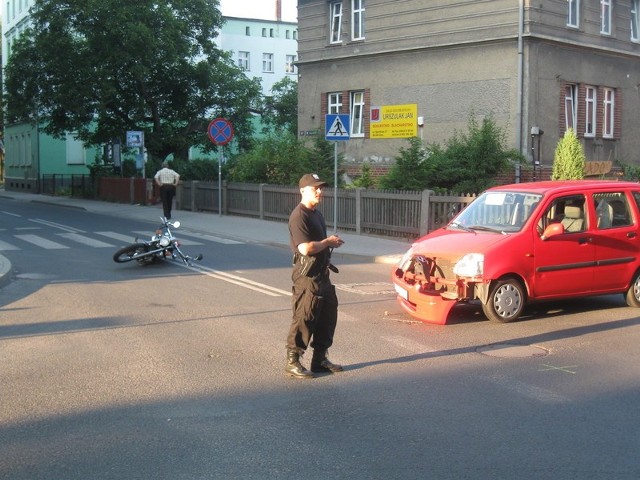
[{"xmin": 0, "ymin": 187, "xmax": 412, "ymax": 286}]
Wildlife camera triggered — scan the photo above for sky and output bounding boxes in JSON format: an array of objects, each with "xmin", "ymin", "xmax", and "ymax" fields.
[{"xmin": 219, "ymin": 0, "xmax": 297, "ymax": 22}]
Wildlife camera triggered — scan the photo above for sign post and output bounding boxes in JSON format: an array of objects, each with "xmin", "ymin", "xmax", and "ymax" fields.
[
  {"xmin": 126, "ymin": 130, "xmax": 145, "ymax": 178},
  {"xmin": 325, "ymin": 114, "xmax": 350, "ymax": 232},
  {"xmin": 208, "ymin": 118, "xmax": 234, "ymax": 216}
]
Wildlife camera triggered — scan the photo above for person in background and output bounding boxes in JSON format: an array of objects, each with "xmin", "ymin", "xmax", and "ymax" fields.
[
  {"xmin": 285, "ymin": 173, "xmax": 345, "ymax": 379},
  {"xmin": 154, "ymin": 161, "xmax": 180, "ymax": 219}
]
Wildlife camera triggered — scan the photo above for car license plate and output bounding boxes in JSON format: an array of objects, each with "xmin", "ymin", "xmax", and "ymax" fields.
[{"xmin": 394, "ymin": 283, "xmax": 408, "ymax": 300}]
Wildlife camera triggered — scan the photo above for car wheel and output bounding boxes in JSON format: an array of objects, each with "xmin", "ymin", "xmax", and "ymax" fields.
[
  {"xmin": 625, "ymin": 271, "xmax": 640, "ymax": 307},
  {"xmin": 482, "ymin": 277, "xmax": 525, "ymax": 323}
]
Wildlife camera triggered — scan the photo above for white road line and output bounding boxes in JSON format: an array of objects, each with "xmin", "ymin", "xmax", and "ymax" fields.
[
  {"xmin": 186, "ymin": 264, "xmax": 291, "ymax": 297},
  {"xmin": 0, "ymin": 239, "xmax": 20, "ymax": 251},
  {"xmin": 30, "ymin": 219, "xmax": 84, "ymax": 233},
  {"xmin": 1, "ymin": 211, "xmax": 21, "ymax": 217},
  {"xmin": 95, "ymin": 231, "xmax": 139, "ymax": 243},
  {"xmin": 14, "ymin": 234, "xmax": 69, "ymax": 249},
  {"xmin": 484, "ymin": 374, "xmax": 571, "ymax": 404},
  {"xmin": 58, "ymin": 233, "xmax": 114, "ymax": 248}
]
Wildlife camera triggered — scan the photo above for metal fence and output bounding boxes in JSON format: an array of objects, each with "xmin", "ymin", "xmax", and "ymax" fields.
[{"xmin": 179, "ymin": 181, "xmax": 476, "ymax": 238}]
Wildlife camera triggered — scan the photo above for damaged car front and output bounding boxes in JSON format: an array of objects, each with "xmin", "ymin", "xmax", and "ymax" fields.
[{"xmin": 392, "ymin": 190, "xmax": 542, "ymax": 324}]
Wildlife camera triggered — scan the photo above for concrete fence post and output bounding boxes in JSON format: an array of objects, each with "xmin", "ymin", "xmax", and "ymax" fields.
[
  {"xmin": 419, "ymin": 189, "xmax": 434, "ymax": 236},
  {"xmin": 355, "ymin": 188, "xmax": 363, "ymax": 234}
]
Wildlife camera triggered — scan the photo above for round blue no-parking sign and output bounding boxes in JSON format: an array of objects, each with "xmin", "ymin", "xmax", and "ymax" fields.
[{"xmin": 208, "ymin": 118, "xmax": 234, "ymax": 146}]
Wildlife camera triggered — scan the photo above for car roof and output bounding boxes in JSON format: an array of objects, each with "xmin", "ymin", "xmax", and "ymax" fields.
[{"xmin": 487, "ymin": 180, "xmax": 640, "ymax": 195}]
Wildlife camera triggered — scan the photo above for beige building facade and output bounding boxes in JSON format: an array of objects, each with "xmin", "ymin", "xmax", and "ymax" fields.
[{"xmin": 296, "ymin": 0, "xmax": 640, "ymax": 180}]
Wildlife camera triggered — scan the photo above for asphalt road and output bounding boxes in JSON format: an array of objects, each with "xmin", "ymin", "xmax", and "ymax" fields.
[{"xmin": 1, "ymin": 202, "xmax": 639, "ymax": 479}]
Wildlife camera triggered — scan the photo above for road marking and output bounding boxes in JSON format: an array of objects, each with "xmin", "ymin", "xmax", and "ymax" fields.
[
  {"xmin": 538, "ymin": 364, "xmax": 578, "ymax": 374},
  {"xmin": 186, "ymin": 264, "xmax": 291, "ymax": 297},
  {"xmin": 382, "ymin": 335, "xmax": 437, "ymax": 353},
  {"xmin": 58, "ymin": 232, "xmax": 114, "ymax": 248},
  {"xmin": 0, "ymin": 239, "xmax": 20, "ymax": 251},
  {"xmin": 30, "ymin": 218, "xmax": 84, "ymax": 233},
  {"xmin": 0, "ymin": 211, "xmax": 21, "ymax": 217},
  {"xmin": 14, "ymin": 234, "xmax": 69, "ymax": 249},
  {"xmin": 486, "ymin": 374, "xmax": 571, "ymax": 404},
  {"xmin": 96, "ymin": 231, "xmax": 139, "ymax": 243}
]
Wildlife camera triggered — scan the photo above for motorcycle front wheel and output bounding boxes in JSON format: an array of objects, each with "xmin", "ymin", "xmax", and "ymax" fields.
[{"xmin": 113, "ymin": 243, "xmax": 150, "ymax": 263}]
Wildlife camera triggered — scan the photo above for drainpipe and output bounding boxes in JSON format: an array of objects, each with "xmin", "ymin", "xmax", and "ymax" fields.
[{"xmin": 515, "ymin": 0, "xmax": 525, "ymax": 183}]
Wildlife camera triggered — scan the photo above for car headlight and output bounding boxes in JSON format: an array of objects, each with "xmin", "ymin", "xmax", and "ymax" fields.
[
  {"xmin": 453, "ymin": 253, "xmax": 484, "ymax": 277},
  {"xmin": 397, "ymin": 247, "xmax": 414, "ymax": 270}
]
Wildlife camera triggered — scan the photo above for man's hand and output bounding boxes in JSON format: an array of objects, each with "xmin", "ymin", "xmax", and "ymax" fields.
[{"xmin": 327, "ymin": 234, "xmax": 344, "ymax": 248}]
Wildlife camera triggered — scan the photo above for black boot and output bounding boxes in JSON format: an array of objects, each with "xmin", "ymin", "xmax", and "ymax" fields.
[
  {"xmin": 311, "ymin": 349, "xmax": 344, "ymax": 373},
  {"xmin": 285, "ymin": 349, "xmax": 314, "ymax": 379}
]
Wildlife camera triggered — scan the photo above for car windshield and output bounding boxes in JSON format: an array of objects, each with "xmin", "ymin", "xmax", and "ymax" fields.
[{"xmin": 448, "ymin": 191, "xmax": 543, "ymax": 233}]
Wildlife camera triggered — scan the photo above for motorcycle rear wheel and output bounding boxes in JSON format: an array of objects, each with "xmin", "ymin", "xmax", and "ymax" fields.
[{"xmin": 113, "ymin": 243, "xmax": 150, "ymax": 263}]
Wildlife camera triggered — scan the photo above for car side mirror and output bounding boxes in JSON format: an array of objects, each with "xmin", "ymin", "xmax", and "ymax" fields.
[{"xmin": 541, "ymin": 222, "xmax": 564, "ymax": 240}]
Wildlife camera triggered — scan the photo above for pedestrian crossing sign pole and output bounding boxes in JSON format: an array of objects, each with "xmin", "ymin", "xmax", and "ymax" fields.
[{"xmin": 325, "ymin": 114, "xmax": 350, "ymax": 232}]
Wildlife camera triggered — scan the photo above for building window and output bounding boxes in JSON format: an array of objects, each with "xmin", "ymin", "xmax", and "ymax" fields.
[
  {"xmin": 270, "ymin": 28, "xmax": 274, "ymax": 38},
  {"xmin": 330, "ymin": 2, "xmax": 343, "ymax": 44},
  {"xmin": 238, "ymin": 51, "xmax": 250, "ymax": 71},
  {"xmin": 565, "ymin": 84, "xmax": 577, "ymax": 131},
  {"xmin": 632, "ymin": 0, "xmax": 639, "ymax": 41},
  {"xmin": 285, "ymin": 55, "xmax": 296, "ymax": 74},
  {"xmin": 286, "ymin": 30, "xmax": 290, "ymax": 39},
  {"xmin": 293, "ymin": 31, "xmax": 297, "ymax": 40},
  {"xmin": 603, "ymin": 88, "xmax": 615, "ymax": 138},
  {"xmin": 567, "ymin": 0, "xmax": 580, "ymax": 28},
  {"xmin": 245, "ymin": 26, "xmax": 250, "ymax": 36},
  {"xmin": 262, "ymin": 28, "xmax": 267, "ymax": 37},
  {"xmin": 585, "ymin": 86, "xmax": 596, "ymax": 137},
  {"xmin": 601, "ymin": 0, "xmax": 612, "ymax": 35},
  {"xmin": 328, "ymin": 92, "xmax": 343, "ymax": 114},
  {"xmin": 350, "ymin": 91, "xmax": 365, "ymax": 137},
  {"xmin": 352, "ymin": 0, "xmax": 365, "ymax": 40},
  {"xmin": 262, "ymin": 53, "xmax": 274, "ymax": 73}
]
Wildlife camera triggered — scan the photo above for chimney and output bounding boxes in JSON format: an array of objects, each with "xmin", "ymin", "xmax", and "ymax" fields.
[{"xmin": 276, "ymin": 0, "xmax": 282, "ymax": 21}]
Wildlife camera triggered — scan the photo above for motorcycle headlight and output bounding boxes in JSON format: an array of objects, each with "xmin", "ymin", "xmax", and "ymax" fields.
[
  {"xmin": 453, "ymin": 253, "xmax": 484, "ymax": 277},
  {"xmin": 159, "ymin": 237, "xmax": 170, "ymax": 247}
]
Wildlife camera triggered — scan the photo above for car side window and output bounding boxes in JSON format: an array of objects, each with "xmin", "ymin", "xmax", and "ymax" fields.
[
  {"xmin": 594, "ymin": 192, "xmax": 632, "ymax": 229},
  {"xmin": 537, "ymin": 195, "xmax": 586, "ymax": 235}
]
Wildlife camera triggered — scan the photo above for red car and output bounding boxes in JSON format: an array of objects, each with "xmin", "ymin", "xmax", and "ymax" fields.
[{"xmin": 392, "ymin": 180, "xmax": 640, "ymax": 324}]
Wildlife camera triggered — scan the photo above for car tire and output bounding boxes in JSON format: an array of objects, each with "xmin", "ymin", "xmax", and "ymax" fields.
[
  {"xmin": 482, "ymin": 277, "xmax": 525, "ymax": 323},
  {"xmin": 625, "ymin": 271, "xmax": 640, "ymax": 307}
]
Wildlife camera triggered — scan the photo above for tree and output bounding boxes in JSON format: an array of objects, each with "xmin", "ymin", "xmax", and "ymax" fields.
[
  {"xmin": 552, "ymin": 128, "xmax": 585, "ymax": 180},
  {"xmin": 4, "ymin": 0, "xmax": 262, "ymax": 165},
  {"xmin": 261, "ymin": 77, "xmax": 298, "ymax": 136},
  {"xmin": 378, "ymin": 137, "xmax": 429, "ymax": 190}
]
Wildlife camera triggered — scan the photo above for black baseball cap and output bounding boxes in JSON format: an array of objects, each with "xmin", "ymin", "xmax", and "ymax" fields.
[{"xmin": 299, "ymin": 173, "xmax": 328, "ymax": 188}]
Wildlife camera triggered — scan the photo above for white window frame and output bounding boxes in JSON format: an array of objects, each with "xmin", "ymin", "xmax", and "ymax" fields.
[
  {"xmin": 567, "ymin": 0, "xmax": 580, "ymax": 28},
  {"xmin": 601, "ymin": 0, "xmax": 612, "ymax": 35},
  {"xmin": 585, "ymin": 86, "xmax": 596, "ymax": 138},
  {"xmin": 603, "ymin": 88, "xmax": 615, "ymax": 139},
  {"xmin": 350, "ymin": 91, "xmax": 365, "ymax": 137},
  {"xmin": 262, "ymin": 53, "xmax": 274, "ymax": 73},
  {"xmin": 238, "ymin": 51, "xmax": 250, "ymax": 71},
  {"xmin": 632, "ymin": 0, "xmax": 640, "ymax": 41},
  {"xmin": 328, "ymin": 92, "xmax": 343, "ymax": 114},
  {"xmin": 351, "ymin": 0, "xmax": 365, "ymax": 41},
  {"xmin": 330, "ymin": 2, "xmax": 343, "ymax": 44},
  {"xmin": 285, "ymin": 54, "xmax": 296, "ymax": 74},
  {"xmin": 565, "ymin": 84, "xmax": 577, "ymax": 132}
]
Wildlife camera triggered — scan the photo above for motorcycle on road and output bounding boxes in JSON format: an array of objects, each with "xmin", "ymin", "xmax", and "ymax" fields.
[{"xmin": 113, "ymin": 217, "xmax": 203, "ymax": 266}]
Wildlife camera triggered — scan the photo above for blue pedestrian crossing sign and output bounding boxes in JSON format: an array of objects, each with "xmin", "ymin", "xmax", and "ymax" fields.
[{"xmin": 325, "ymin": 114, "xmax": 350, "ymax": 141}]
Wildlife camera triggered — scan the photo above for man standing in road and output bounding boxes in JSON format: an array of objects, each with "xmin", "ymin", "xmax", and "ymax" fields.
[
  {"xmin": 154, "ymin": 161, "xmax": 180, "ymax": 219},
  {"xmin": 285, "ymin": 173, "xmax": 345, "ymax": 379}
]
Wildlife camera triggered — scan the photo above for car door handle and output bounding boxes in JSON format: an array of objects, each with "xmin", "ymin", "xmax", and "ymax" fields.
[
  {"xmin": 628, "ymin": 232, "xmax": 637, "ymax": 238},
  {"xmin": 578, "ymin": 237, "xmax": 592, "ymax": 244}
]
